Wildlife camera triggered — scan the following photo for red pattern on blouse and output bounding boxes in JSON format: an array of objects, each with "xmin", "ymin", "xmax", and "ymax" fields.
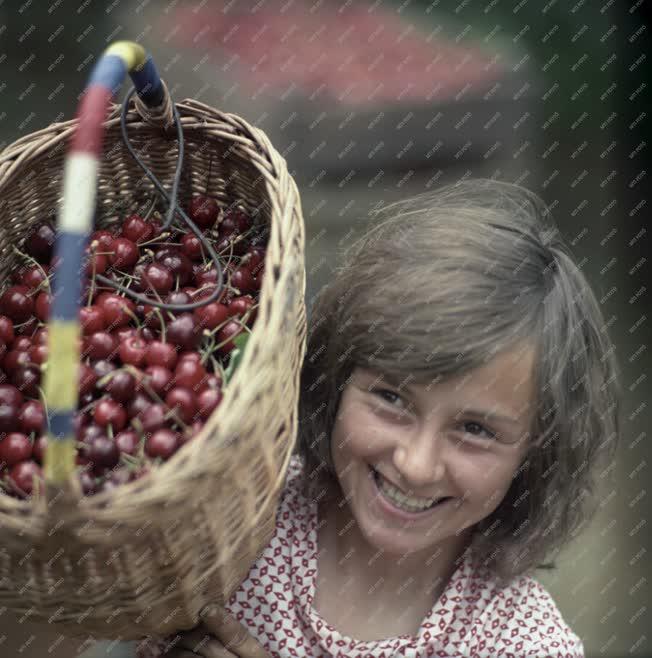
[{"xmin": 139, "ymin": 455, "xmax": 584, "ymax": 658}]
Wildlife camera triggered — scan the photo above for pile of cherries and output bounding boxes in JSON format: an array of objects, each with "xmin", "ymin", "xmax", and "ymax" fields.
[{"xmin": 0, "ymin": 195, "xmax": 265, "ymax": 499}]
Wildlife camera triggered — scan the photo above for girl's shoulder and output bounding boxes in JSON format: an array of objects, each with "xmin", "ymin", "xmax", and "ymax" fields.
[{"xmin": 468, "ymin": 565, "xmax": 585, "ymax": 657}]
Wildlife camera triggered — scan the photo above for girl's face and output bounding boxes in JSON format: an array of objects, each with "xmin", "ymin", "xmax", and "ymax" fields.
[{"xmin": 329, "ymin": 344, "xmax": 536, "ymax": 558}]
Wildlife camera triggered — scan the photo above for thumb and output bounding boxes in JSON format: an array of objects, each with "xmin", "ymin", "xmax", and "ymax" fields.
[{"xmin": 199, "ymin": 604, "xmax": 270, "ymax": 658}]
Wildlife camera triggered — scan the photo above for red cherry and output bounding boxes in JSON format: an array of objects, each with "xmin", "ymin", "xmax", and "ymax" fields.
[
  {"xmin": 34, "ymin": 292, "xmax": 51, "ymax": 322},
  {"xmin": 243, "ymin": 246, "xmax": 265, "ymax": 275},
  {"xmin": 143, "ymin": 366, "xmax": 173, "ymax": 396},
  {"xmin": 78, "ymin": 363, "xmax": 97, "ymax": 396},
  {"xmin": 219, "ymin": 208, "xmax": 251, "ymax": 235},
  {"xmin": 251, "ymin": 272, "xmax": 263, "ymax": 291},
  {"xmin": 139, "ymin": 403, "xmax": 167, "ymax": 433},
  {"xmin": 32, "ymin": 435, "xmax": 47, "ymax": 463},
  {"xmin": 11, "ymin": 366, "xmax": 41, "ymax": 398},
  {"xmin": 79, "ymin": 470, "xmax": 98, "ymax": 495},
  {"xmin": 89, "ymin": 229, "xmax": 115, "ymax": 252},
  {"xmin": 93, "ymin": 399, "xmax": 127, "ymax": 431},
  {"xmin": 79, "ymin": 305, "xmax": 106, "ymax": 335},
  {"xmin": 24, "ymin": 222, "xmax": 56, "ymax": 263},
  {"xmin": 139, "ymin": 304, "xmax": 163, "ymax": 331},
  {"xmin": 88, "ymin": 435, "xmax": 120, "ymax": 469},
  {"xmin": 227, "ymin": 295, "xmax": 256, "ymax": 323},
  {"xmin": 83, "ymin": 332, "xmax": 118, "ymax": 361},
  {"xmin": 197, "ymin": 388, "xmax": 222, "ymax": 419},
  {"xmin": 166, "ymin": 290, "xmax": 192, "ymax": 307},
  {"xmin": 18, "ymin": 400, "xmax": 45, "ymax": 434},
  {"xmin": 193, "ymin": 301, "xmax": 229, "ymax": 331},
  {"xmin": 0, "ymin": 385, "xmax": 24, "ymax": 407},
  {"xmin": 85, "ymin": 250, "xmax": 108, "ymax": 276},
  {"xmin": 121, "ymin": 214, "xmax": 154, "ymax": 244},
  {"xmin": 28, "ymin": 343, "xmax": 48, "ymax": 365},
  {"xmin": 18, "ymin": 265, "xmax": 50, "ymax": 290},
  {"xmin": 194, "ymin": 266, "xmax": 220, "ymax": 288},
  {"xmin": 139, "ymin": 326, "xmax": 155, "ymax": 343},
  {"xmin": 230, "ymin": 267, "xmax": 256, "ymax": 294},
  {"xmin": 188, "ymin": 195, "xmax": 219, "ymax": 229},
  {"xmin": 3, "ymin": 349, "xmax": 31, "ymax": 373},
  {"xmin": 0, "ymin": 402, "xmax": 20, "ymax": 433},
  {"xmin": 32, "ymin": 327, "xmax": 48, "ymax": 345},
  {"xmin": 104, "ymin": 371, "xmax": 136, "ymax": 403},
  {"xmin": 119, "ymin": 335, "xmax": 148, "ymax": 367},
  {"xmin": 217, "ymin": 320, "xmax": 245, "ymax": 355},
  {"xmin": 0, "ymin": 286, "xmax": 35, "ymax": 323},
  {"xmin": 13, "ymin": 337, "xmax": 32, "ymax": 352},
  {"xmin": 112, "ymin": 326, "xmax": 137, "ymax": 343},
  {"xmin": 0, "ymin": 433, "xmax": 32, "ymax": 466},
  {"xmin": 8, "ymin": 461, "xmax": 43, "ymax": 497},
  {"xmin": 167, "ymin": 313, "xmax": 199, "ymax": 350},
  {"xmin": 177, "ymin": 351, "xmax": 201, "ymax": 363},
  {"xmin": 115, "ymin": 430, "xmax": 139, "ymax": 455},
  {"xmin": 0, "ymin": 316, "xmax": 15, "ymax": 345},
  {"xmin": 108, "ymin": 237, "xmax": 139, "ymax": 270},
  {"xmin": 98, "ymin": 294, "xmax": 136, "ymax": 329},
  {"xmin": 127, "ymin": 392, "xmax": 152, "ymax": 419},
  {"xmin": 142, "ymin": 263, "xmax": 174, "ymax": 295},
  {"xmin": 202, "ymin": 374, "xmax": 222, "ymax": 390},
  {"xmin": 145, "ymin": 429, "xmax": 179, "ymax": 460},
  {"xmin": 93, "ymin": 359, "xmax": 116, "ymax": 381},
  {"xmin": 155, "ymin": 250, "xmax": 193, "ymax": 286},
  {"xmin": 165, "ymin": 387, "xmax": 197, "ymax": 424},
  {"xmin": 173, "ymin": 359, "xmax": 207, "ymax": 391},
  {"xmin": 145, "ymin": 341, "xmax": 178, "ymax": 370},
  {"xmin": 181, "ymin": 233, "xmax": 204, "ymax": 261},
  {"xmin": 216, "ymin": 234, "xmax": 247, "ymax": 257}
]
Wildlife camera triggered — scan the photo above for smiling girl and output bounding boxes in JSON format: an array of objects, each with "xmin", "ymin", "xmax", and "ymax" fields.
[{"xmin": 153, "ymin": 178, "xmax": 620, "ymax": 658}]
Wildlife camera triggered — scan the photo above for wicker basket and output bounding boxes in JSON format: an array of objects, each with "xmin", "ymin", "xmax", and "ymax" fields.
[{"xmin": 0, "ymin": 93, "xmax": 306, "ymax": 638}]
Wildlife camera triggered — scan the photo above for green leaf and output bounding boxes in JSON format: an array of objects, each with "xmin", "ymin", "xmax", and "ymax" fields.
[{"xmin": 223, "ymin": 333, "xmax": 249, "ymax": 385}]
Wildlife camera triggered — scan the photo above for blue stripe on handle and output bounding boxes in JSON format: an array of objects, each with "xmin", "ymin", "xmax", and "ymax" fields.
[
  {"xmin": 51, "ymin": 231, "xmax": 87, "ymax": 322},
  {"xmin": 130, "ymin": 55, "xmax": 165, "ymax": 107},
  {"xmin": 88, "ymin": 54, "xmax": 127, "ymax": 96},
  {"xmin": 48, "ymin": 410, "xmax": 75, "ymax": 441}
]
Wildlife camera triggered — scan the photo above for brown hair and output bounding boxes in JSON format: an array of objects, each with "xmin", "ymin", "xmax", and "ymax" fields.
[{"xmin": 296, "ymin": 178, "xmax": 621, "ymax": 584}]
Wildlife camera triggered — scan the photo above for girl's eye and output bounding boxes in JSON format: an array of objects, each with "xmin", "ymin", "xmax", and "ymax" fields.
[
  {"xmin": 372, "ymin": 389, "xmax": 405, "ymax": 409},
  {"xmin": 462, "ymin": 421, "xmax": 497, "ymax": 441}
]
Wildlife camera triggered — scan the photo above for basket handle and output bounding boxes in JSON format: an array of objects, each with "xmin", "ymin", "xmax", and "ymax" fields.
[{"xmin": 42, "ymin": 42, "xmax": 169, "ymax": 494}]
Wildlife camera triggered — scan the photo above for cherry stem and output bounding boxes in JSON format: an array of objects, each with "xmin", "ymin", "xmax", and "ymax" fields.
[
  {"xmin": 143, "ymin": 196, "xmax": 157, "ymax": 222},
  {"xmin": 153, "ymin": 307, "xmax": 166, "ymax": 342},
  {"xmin": 123, "ymin": 306, "xmax": 142, "ymax": 330},
  {"xmin": 11, "ymin": 246, "xmax": 52, "ymax": 293},
  {"xmin": 163, "ymin": 408, "xmax": 188, "ymax": 431}
]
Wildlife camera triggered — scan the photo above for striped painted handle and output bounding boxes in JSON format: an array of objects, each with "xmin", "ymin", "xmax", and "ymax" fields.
[{"xmin": 43, "ymin": 42, "xmax": 167, "ymax": 487}]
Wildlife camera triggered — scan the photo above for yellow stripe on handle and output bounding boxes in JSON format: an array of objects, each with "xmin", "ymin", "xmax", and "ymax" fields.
[
  {"xmin": 105, "ymin": 41, "xmax": 147, "ymax": 71},
  {"xmin": 44, "ymin": 435, "xmax": 77, "ymax": 485},
  {"xmin": 43, "ymin": 321, "xmax": 81, "ymax": 411}
]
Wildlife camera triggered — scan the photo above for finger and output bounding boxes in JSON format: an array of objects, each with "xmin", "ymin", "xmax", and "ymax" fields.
[
  {"xmin": 178, "ymin": 628, "xmax": 234, "ymax": 658},
  {"xmin": 200, "ymin": 606, "xmax": 269, "ymax": 657}
]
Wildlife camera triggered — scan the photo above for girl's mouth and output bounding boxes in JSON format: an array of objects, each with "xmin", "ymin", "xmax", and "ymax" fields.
[{"xmin": 368, "ymin": 465, "xmax": 454, "ymax": 519}]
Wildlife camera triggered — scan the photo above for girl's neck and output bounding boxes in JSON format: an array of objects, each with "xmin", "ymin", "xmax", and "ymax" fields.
[{"xmin": 317, "ymin": 487, "xmax": 471, "ymax": 603}]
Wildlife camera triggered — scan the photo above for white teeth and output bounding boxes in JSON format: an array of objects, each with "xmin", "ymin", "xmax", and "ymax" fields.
[{"xmin": 374, "ymin": 470, "xmax": 442, "ymax": 512}]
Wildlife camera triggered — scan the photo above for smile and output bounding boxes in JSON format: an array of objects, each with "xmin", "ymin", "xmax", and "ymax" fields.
[{"xmin": 369, "ymin": 465, "xmax": 454, "ymax": 515}]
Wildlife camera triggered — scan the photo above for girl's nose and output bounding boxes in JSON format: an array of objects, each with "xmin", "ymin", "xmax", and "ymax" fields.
[{"xmin": 392, "ymin": 432, "xmax": 447, "ymax": 490}]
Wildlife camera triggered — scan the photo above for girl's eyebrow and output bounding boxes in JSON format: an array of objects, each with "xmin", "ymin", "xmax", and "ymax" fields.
[
  {"xmin": 365, "ymin": 372, "xmax": 523, "ymax": 426},
  {"xmin": 461, "ymin": 409, "xmax": 521, "ymax": 426}
]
